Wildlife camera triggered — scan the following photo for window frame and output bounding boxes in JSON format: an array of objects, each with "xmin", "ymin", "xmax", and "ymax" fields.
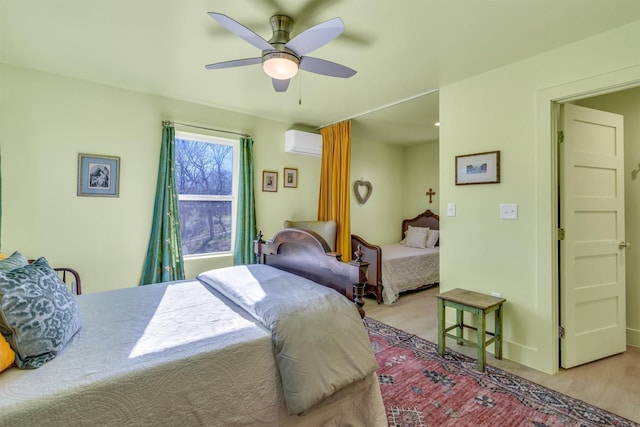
[{"xmin": 175, "ymin": 130, "xmax": 239, "ymax": 258}]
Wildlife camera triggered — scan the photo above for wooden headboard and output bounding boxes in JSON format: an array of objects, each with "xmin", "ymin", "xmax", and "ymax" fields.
[
  {"xmin": 401, "ymin": 209, "xmax": 440, "ymax": 241},
  {"xmin": 255, "ymin": 228, "xmax": 370, "ymax": 317}
]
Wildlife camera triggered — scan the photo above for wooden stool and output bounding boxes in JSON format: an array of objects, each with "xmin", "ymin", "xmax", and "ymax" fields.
[{"xmin": 436, "ymin": 288, "xmax": 506, "ymax": 372}]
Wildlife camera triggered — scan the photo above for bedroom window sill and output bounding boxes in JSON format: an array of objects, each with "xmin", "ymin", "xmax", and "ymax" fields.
[{"xmin": 184, "ymin": 252, "xmax": 232, "ymax": 261}]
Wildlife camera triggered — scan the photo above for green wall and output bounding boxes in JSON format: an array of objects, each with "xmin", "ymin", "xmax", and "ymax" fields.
[
  {"xmin": 349, "ymin": 138, "xmax": 404, "ymax": 244},
  {"xmin": 575, "ymin": 87, "xmax": 640, "ymax": 347},
  {"xmin": 403, "ymin": 141, "xmax": 440, "ymax": 223},
  {"xmin": 349, "ymin": 138, "xmax": 439, "ymax": 245},
  {"xmin": 0, "ymin": 64, "xmax": 320, "ymax": 292},
  {"xmin": 439, "ymin": 20, "xmax": 639, "ymax": 373},
  {"xmin": 0, "ymin": 63, "xmax": 437, "ymax": 293}
]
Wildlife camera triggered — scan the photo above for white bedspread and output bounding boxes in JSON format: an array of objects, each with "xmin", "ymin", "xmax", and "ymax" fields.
[
  {"xmin": 197, "ymin": 264, "xmax": 379, "ymax": 415},
  {"xmin": 382, "ymin": 243, "xmax": 440, "ymax": 304},
  {"xmin": 0, "ymin": 276, "xmax": 386, "ymax": 426}
]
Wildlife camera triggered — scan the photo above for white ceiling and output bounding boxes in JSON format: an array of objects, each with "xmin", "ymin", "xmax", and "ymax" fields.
[{"xmin": 1, "ymin": 0, "xmax": 638, "ymax": 145}]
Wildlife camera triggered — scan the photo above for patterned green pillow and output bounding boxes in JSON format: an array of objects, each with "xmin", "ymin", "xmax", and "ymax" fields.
[
  {"xmin": 0, "ymin": 251, "xmax": 28, "ymax": 272},
  {"xmin": 0, "ymin": 257, "xmax": 83, "ymax": 369}
]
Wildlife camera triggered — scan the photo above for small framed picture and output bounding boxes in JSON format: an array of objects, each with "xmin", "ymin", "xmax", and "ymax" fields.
[
  {"xmin": 262, "ymin": 170, "xmax": 278, "ymax": 192},
  {"xmin": 455, "ymin": 151, "xmax": 500, "ymax": 185},
  {"xmin": 77, "ymin": 154, "xmax": 120, "ymax": 197},
  {"xmin": 283, "ymin": 167, "xmax": 298, "ymax": 188}
]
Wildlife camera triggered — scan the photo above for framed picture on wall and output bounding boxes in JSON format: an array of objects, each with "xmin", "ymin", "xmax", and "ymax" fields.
[
  {"xmin": 262, "ymin": 170, "xmax": 278, "ymax": 192},
  {"xmin": 455, "ymin": 151, "xmax": 500, "ymax": 185},
  {"xmin": 283, "ymin": 167, "xmax": 298, "ymax": 188},
  {"xmin": 77, "ymin": 154, "xmax": 120, "ymax": 197}
]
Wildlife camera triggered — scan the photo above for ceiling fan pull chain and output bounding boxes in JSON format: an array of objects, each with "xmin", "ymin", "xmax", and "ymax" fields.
[{"xmin": 299, "ymin": 73, "xmax": 303, "ymax": 105}]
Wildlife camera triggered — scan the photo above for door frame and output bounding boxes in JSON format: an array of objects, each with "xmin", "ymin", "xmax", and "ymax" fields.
[{"xmin": 535, "ymin": 66, "xmax": 640, "ymax": 374}]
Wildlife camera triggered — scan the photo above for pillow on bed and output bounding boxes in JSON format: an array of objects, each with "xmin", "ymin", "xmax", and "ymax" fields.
[
  {"xmin": 0, "ymin": 334, "xmax": 15, "ymax": 372},
  {"xmin": 404, "ymin": 225, "xmax": 429, "ymax": 248},
  {"xmin": 426, "ymin": 229, "xmax": 440, "ymax": 248},
  {"xmin": 0, "ymin": 251, "xmax": 28, "ymax": 272},
  {"xmin": 0, "ymin": 257, "xmax": 82, "ymax": 369}
]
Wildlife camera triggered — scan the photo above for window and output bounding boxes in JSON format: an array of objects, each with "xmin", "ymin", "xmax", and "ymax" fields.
[{"xmin": 175, "ymin": 131, "xmax": 238, "ymax": 256}]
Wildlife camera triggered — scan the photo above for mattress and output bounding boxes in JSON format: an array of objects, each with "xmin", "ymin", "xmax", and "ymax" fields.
[
  {"xmin": 0, "ymin": 277, "xmax": 386, "ymax": 426},
  {"xmin": 381, "ymin": 243, "xmax": 440, "ymax": 304}
]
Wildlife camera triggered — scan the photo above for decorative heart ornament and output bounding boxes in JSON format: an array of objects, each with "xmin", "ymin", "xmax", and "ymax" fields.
[{"xmin": 354, "ymin": 180, "xmax": 373, "ymax": 204}]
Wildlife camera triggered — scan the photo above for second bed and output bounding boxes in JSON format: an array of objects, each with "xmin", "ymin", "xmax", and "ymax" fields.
[{"xmin": 352, "ymin": 209, "xmax": 440, "ymax": 305}]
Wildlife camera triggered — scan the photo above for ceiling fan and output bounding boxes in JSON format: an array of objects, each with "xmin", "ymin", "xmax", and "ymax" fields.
[{"xmin": 205, "ymin": 12, "xmax": 357, "ymax": 92}]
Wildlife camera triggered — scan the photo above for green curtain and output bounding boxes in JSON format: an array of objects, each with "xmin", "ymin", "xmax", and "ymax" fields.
[
  {"xmin": 233, "ymin": 136, "xmax": 257, "ymax": 265},
  {"xmin": 140, "ymin": 122, "xmax": 185, "ymax": 284}
]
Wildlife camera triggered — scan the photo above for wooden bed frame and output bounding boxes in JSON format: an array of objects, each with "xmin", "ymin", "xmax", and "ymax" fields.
[
  {"xmin": 256, "ymin": 228, "xmax": 370, "ymax": 317},
  {"xmin": 351, "ymin": 209, "xmax": 440, "ymax": 303},
  {"xmin": 27, "ymin": 259, "xmax": 82, "ymax": 295}
]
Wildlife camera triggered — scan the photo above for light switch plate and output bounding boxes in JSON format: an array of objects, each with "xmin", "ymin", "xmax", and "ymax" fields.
[
  {"xmin": 500, "ymin": 204, "xmax": 518, "ymax": 220},
  {"xmin": 447, "ymin": 203, "xmax": 456, "ymax": 217}
]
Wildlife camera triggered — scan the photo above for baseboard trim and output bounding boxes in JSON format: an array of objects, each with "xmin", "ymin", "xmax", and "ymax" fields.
[{"xmin": 626, "ymin": 327, "xmax": 640, "ymax": 348}]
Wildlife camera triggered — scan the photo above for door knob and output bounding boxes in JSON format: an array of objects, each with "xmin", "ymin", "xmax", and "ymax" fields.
[{"xmin": 619, "ymin": 241, "xmax": 631, "ymax": 249}]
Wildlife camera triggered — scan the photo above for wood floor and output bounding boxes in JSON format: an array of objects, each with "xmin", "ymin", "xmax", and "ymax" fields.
[{"xmin": 365, "ymin": 286, "xmax": 640, "ymax": 423}]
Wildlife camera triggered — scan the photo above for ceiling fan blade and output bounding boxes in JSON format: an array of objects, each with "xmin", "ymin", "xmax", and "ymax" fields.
[
  {"xmin": 292, "ymin": 0, "xmax": 341, "ymax": 26},
  {"xmin": 208, "ymin": 12, "xmax": 273, "ymax": 51},
  {"xmin": 272, "ymin": 79, "xmax": 290, "ymax": 92},
  {"xmin": 205, "ymin": 57, "xmax": 262, "ymax": 70},
  {"xmin": 285, "ymin": 17, "xmax": 344, "ymax": 56},
  {"xmin": 299, "ymin": 56, "xmax": 356, "ymax": 78}
]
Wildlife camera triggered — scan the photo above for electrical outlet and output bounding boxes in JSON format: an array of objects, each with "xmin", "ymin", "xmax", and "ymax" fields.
[
  {"xmin": 500, "ymin": 203, "xmax": 518, "ymax": 220},
  {"xmin": 491, "ymin": 291, "xmax": 503, "ymax": 298}
]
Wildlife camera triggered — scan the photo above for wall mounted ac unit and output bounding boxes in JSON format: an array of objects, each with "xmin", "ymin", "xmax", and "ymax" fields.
[{"xmin": 284, "ymin": 130, "xmax": 322, "ymax": 156}]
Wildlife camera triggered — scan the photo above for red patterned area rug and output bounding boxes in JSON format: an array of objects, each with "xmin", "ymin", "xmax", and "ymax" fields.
[{"xmin": 365, "ymin": 318, "xmax": 638, "ymax": 427}]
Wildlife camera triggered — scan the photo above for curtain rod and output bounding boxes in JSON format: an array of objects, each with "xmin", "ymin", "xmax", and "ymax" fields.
[
  {"xmin": 163, "ymin": 120, "xmax": 250, "ymax": 138},
  {"xmin": 316, "ymin": 88, "xmax": 439, "ymax": 130}
]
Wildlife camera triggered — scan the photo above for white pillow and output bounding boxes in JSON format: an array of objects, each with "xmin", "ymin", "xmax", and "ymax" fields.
[
  {"xmin": 426, "ymin": 229, "xmax": 439, "ymax": 248},
  {"xmin": 404, "ymin": 226, "xmax": 429, "ymax": 248}
]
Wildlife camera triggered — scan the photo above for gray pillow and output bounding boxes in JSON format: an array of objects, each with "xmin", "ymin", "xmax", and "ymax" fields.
[
  {"xmin": 0, "ymin": 257, "xmax": 82, "ymax": 369},
  {"xmin": 0, "ymin": 251, "xmax": 28, "ymax": 272}
]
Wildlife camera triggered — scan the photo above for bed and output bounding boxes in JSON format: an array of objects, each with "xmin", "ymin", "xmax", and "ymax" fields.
[
  {"xmin": 0, "ymin": 229, "xmax": 386, "ymax": 426},
  {"xmin": 351, "ymin": 209, "xmax": 440, "ymax": 305}
]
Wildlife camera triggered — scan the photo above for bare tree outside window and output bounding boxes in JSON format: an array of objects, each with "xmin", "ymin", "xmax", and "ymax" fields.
[{"xmin": 175, "ymin": 134, "xmax": 237, "ymax": 255}]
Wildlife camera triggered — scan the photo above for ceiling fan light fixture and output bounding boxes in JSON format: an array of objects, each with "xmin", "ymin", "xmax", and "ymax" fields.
[{"xmin": 262, "ymin": 51, "xmax": 299, "ymax": 80}]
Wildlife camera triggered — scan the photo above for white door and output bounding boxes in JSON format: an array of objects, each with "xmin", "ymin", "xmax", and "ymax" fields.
[{"xmin": 559, "ymin": 103, "xmax": 627, "ymax": 369}]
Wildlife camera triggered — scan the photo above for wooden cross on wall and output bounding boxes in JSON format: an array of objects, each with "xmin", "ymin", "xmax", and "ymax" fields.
[{"xmin": 426, "ymin": 188, "xmax": 436, "ymax": 204}]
